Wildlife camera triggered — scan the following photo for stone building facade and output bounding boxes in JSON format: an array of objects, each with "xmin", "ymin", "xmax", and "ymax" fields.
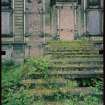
[
  {"xmin": 1, "ymin": 0, "xmax": 103, "ymax": 62},
  {"xmin": 50, "ymin": 0, "xmax": 103, "ymax": 40}
]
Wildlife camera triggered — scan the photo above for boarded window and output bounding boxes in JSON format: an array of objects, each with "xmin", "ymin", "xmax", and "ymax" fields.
[
  {"xmin": 87, "ymin": 10, "xmax": 101, "ymax": 35},
  {"xmin": 1, "ymin": 12, "xmax": 11, "ymax": 34}
]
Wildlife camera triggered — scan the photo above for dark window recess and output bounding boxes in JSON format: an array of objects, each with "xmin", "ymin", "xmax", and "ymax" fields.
[
  {"xmin": 88, "ymin": 0, "xmax": 100, "ymax": 6},
  {"xmin": 50, "ymin": 0, "xmax": 56, "ymax": 6},
  {"xmin": 27, "ymin": 0, "xmax": 32, "ymax": 3},
  {"xmin": 2, "ymin": 0, "xmax": 11, "ymax": 6},
  {"xmin": 37, "ymin": 0, "xmax": 42, "ymax": 4},
  {"xmin": 78, "ymin": 0, "xmax": 81, "ymax": 5},
  {"xmin": 99, "ymin": 50, "xmax": 103, "ymax": 54},
  {"xmin": 0, "ymin": 51, "xmax": 6, "ymax": 55},
  {"xmin": 56, "ymin": 0, "xmax": 77, "ymax": 2},
  {"xmin": 13, "ymin": 45, "xmax": 24, "ymax": 56}
]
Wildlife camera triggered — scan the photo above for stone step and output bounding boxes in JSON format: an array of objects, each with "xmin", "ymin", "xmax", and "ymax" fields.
[
  {"xmin": 14, "ymin": 11, "xmax": 24, "ymax": 14},
  {"xmin": 48, "ymin": 58, "xmax": 102, "ymax": 61},
  {"xmin": 14, "ymin": 31, "xmax": 24, "ymax": 34},
  {"xmin": 14, "ymin": 22, "xmax": 24, "ymax": 26},
  {"xmin": 14, "ymin": 1, "xmax": 24, "ymax": 4},
  {"xmin": 27, "ymin": 87, "xmax": 102, "ymax": 97},
  {"xmin": 14, "ymin": 19, "xmax": 24, "ymax": 22},
  {"xmin": 14, "ymin": 16, "xmax": 24, "ymax": 19},
  {"xmin": 92, "ymin": 40, "xmax": 103, "ymax": 44},
  {"xmin": 14, "ymin": 2, "xmax": 24, "ymax": 5},
  {"xmin": 48, "ymin": 65, "xmax": 103, "ymax": 71},
  {"xmin": 21, "ymin": 78, "xmax": 69, "ymax": 88},
  {"xmin": 14, "ymin": 27, "xmax": 24, "ymax": 31},
  {"xmin": 46, "ymin": 44, "xmax": 92, "ymax": 48},
  {"xmin": 14, "ymin": 14, "xmax": 24, "ymax": 17},
  {"xmin": 49, "ymin": 58, "xmax": 103, "ymax": 63},
  {"xmin": 14, "ymin": 15, "xmax": 23, "ymax": 17},
  {"xmin": 14, "ymin": 19, "xmax": 23, "ymax": 22},
  {"xmin": 14, "ymin": 22, "xmax": 24, "ymax": 27},
  {"xmin": 27, "ymin": 70, "xmax": 103, "ymax": 79},
  {"xmin": 46, "ymin": 44, "xmax": 93, "ymax": 48},
  {"xmin": 14, "ymin": 34, "xmax": 24, "ymax": 37},
  {"xmin": 45, "ymin": 47, "xmax": 98, "ymax": 51},
  {"xmin": 14, "ymin": 25, "xmax": 24, "ymax": 28},
  {"xmin": 47, "ymin": 40, "xmax": 92, "ymax": 44},
  {"xmin": 14, "ymin": 26, "xmax": 24, "ymax": 29},
  {"xmin": 45, "ymin": 55, "xmax": 102, "ymax": 58},
  {"xmin": 46, "ymin": 41, "xmax": 93, "ymax": 46},
  {"xmin": 14, "ymin": 5, "xmax": 23, "ymax": 8},
  {"xmin": 14, "ymin": 22, "xmax": 23, "ymax": 25},
  {"xmin": 14, "ymin": 38, "xmax": 24, "ymax": 42},
  {"xmin": 14, "ymin": 7, "xmax": 24, "ymax": 11},
  {"xmin": 15, "ymin": 0, "xmax": 23, "ymax": 1},
  {"xmin": 22, "ymin": 78, "xmax": 67, "ymax": 85},
  {"xmin": 45, "ymin": 51, "xmax": 99, "ymax": 55},
  {"xmin": 14, "ymin": 5, "xmax": 23, "ymax": 9},
  {"xmin": 50, "ymin": 61, "xmax": 103, "ymax": 65},
  {"xmin": 14, "ymin": 14, "xmax": 23, "ymax": 16},
  {"xmin": 49, "ymin": 59, "xmax": 103, "ymax": 65}
]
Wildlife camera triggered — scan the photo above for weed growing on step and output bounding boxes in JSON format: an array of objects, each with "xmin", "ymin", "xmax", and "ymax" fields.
[{"xmin": 23, "ymin": 57, "xmax": 49, "ymax": 79}]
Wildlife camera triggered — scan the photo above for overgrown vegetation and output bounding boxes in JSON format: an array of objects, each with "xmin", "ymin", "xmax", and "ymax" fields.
[
  {"xmin": 2, "ymin": 58, "xmax": 103, "ymax": 105},
  {"xmin": 2, "ymin": 58, "xmax": 49, "ymax": 105}
]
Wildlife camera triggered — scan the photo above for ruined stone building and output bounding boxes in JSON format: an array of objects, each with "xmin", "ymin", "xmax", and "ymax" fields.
[{"xmin": 1, "ymin": 0, "xmax": 103, "ymax": 62}]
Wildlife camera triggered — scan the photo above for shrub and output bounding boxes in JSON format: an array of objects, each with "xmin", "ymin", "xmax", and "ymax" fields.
[{"xmin": 23, "ymin": 57, "xmax": 49, "ymax": 78}]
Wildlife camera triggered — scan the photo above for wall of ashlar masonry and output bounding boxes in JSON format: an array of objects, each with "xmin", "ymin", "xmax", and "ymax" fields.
[
  {"xmin": 2, "ymin": 45, "xmax": 13, "ymax": 61},
  {"xmin": 24, "ymin": 0, "xmax": 44, "ymax": 57},
  {"xmin": 25, "ymin": 0, "xmax": 43, "ymax": 36}
]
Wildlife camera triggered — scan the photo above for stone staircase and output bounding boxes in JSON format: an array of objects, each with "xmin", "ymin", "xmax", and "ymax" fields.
[
  {"xmin": 44, "ymin": 40, "xmax": 103, "ymax": 78},
  {"xmin": 22, "ymin": 39, "xmax": 103, "ymax": 99}
]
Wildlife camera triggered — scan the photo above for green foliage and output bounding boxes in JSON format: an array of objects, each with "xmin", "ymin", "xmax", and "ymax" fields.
[
  {"xmin": 66, "ymin": 81, "xmax": 78, "ymax": 88},
  {"xmin": 2, "ymin": 65, "xmax": 23, "ymax": 88},
  {"xmin": 23, "ymin": 57, "xmax": 49, "ymax": 77},
  {"xmin": 61, "ymin": 96, "xmax": 101, "ymax": 105},
  {"xmin": 2, "ymin": 57, "xmax": 103, "ymax": 105},
  {"xmin": 2, "ymin": 57, "xmax": 50, "ymax": 105},
  {"xmin": 2, "ymin": 59, "xmax": 16, "ymax": 71},
  {"xmin": 32, "ymin": 99, "xmax": 45, "ymax": 105},
  {"xmin": 2, "ymin": 59, "xmax": 32, "ymax": 105},
  {"xmin": 2, "ymin": 88, "xmax": 34, "ymax": 105},
  {"xmin": 2, "ymin": 59, "xmax": 15, "ymax": 67},
  {"xmin": 83, "ymin": 96, "xmax": 101, "ymax": 105},
  {"xmin": 92, "ymin": 78, "xmax": 103, "ymax": 90}
]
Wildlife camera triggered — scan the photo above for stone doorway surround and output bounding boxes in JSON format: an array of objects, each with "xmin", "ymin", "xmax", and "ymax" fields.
[{"xmin": 56, "ymin": 2, "xmax": 77, "ymax": 40}]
